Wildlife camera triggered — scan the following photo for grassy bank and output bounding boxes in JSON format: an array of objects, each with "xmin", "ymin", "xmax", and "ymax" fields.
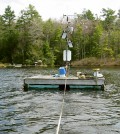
[
  {"xmin": 0, "ymin": 63, "xmax": 7, "ymax": 68},
  {"xmin": 71, "ymin": 57, "xmax": 120, "ymax": 67},
  {"xmin": 0, "ymin": 63, "xmax": 47, "ymax": 68},
  {"xmin": 0, "ymin": 57, "xmax": 120, "ymax": 68}
]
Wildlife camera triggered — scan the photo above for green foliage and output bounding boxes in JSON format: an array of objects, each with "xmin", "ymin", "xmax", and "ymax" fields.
[
  {"xmin": 43, "ymin": 41, "xmax": 55, "ymax": 66},
  {"xmin": 0, "ymin": 6, "xmax": 17, "ymax": 64},
  {"xmin": 82, "ymin": 9, "xmax": 95, "ymax": 20},
  {"xmin": 16, "ymin": 4, "xmax": 42, "ymax": 64},
  {"xmin": 102, "ymin": 47, "xmax": 114, "ymax": 58},
  {"xmin": 90, "ymin": 23, "xmax": 103, "ymax": 57},
  {"xmin": 2, "ymin": 5, "xmax": 15, "ymax": 27},
  {"xmin": 0, "ymin": 5, "xmax": 120, "ymax": 66},
  {"xmin": 101, "ymin": 8, "xmax": 117, "ymax": 30},
  {"xmin": 72, "ymin": 24, "xmax": 82, "ymax": 60}
]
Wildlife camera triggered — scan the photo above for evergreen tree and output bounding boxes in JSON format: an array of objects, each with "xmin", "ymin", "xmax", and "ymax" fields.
[
  {"xmin": 82, "ymin": 9, "xmax": 95, "ymax": 20},
  {"xmin": 1, "ymin": 6, "xmax": 17, "ymax": 64},
  {"xmin": 16, "ymin": 4, "xmax": 41, "ymax": 64},
  {"xmin": 101, "ymin": 8, "xmax": 117, "ymax": 30}
]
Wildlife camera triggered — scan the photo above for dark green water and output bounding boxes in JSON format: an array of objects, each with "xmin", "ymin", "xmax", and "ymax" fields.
[{"xmin": 0, "ymin": 67, "xmax": 120, "ymax": 134}]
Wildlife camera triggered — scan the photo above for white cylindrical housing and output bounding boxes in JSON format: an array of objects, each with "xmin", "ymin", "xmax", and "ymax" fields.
[{"xmin": 63, "ymin": 50, "xmax": 71, "ymax": 61}]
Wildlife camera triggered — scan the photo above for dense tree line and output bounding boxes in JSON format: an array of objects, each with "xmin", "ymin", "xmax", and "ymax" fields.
[{"xmin": 0, "ymin": 5, "xmax": 120, "ymax": 66}]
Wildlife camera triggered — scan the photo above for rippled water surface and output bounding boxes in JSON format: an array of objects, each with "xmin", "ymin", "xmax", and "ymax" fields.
[{"xmin": 0, "ymin": 67, "xmax": 120, "ymax": 134}]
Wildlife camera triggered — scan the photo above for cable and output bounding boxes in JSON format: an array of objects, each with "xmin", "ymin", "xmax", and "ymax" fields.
[{"xmin": 56, "ymin": 78, "xmax": 67, "ymax": 134}]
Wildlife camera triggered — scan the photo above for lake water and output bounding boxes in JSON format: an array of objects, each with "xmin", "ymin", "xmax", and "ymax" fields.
[{"xmin": 0, "ymin": 67, "xmax": 120, "ymax": 134}]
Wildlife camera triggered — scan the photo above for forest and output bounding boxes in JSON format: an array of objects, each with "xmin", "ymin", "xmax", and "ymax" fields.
[{"xmin": 0, "ymin": 4, "xmax": 120, "ymax": 66}]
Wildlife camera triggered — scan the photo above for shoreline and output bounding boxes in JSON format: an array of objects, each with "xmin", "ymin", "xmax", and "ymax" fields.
[
  {"xmin": 0, "ymin": 58, "xmax": 120, "ymax": 68},
  {"xmin": 0, "ymin": 64, "xmax": 120, "ymax": 69}
]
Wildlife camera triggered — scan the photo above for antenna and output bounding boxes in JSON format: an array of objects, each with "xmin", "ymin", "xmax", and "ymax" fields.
[{"xmin": 61, "ymin": 14, "xmax": 77, "ymax": 74}]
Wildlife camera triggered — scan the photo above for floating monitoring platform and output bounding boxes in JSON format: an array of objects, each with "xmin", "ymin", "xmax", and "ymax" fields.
[
  {"xmin": 23, "ymin": 68, "xmax": 105, "ymax": 91},
  {"xmin": 23, "ymin": 15, "xmax": 105, "ymax": 91}
]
